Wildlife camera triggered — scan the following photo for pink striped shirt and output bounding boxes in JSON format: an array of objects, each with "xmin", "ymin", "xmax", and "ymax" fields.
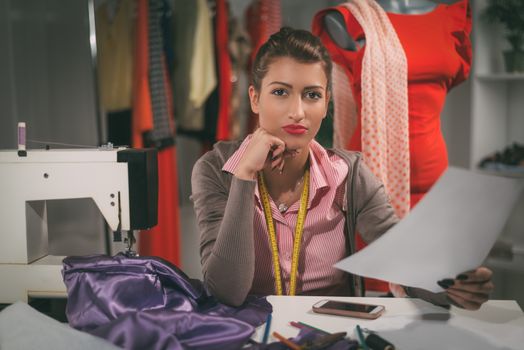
[{"xmin": 222, "ymin": 137, "xmax": 349, "ymax": 295}]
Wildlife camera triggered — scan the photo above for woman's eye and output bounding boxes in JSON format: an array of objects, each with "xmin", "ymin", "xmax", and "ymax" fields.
[
  {"xmin": 305, "ymin": 91, "xmax": 322, "ymax": 100},
  {"xmin": 271, "ymin": 88, "xmax": 287, "ymax": 96}
]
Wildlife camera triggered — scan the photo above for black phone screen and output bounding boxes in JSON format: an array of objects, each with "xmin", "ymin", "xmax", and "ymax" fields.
[{"xmin": 322, "ymin": 301, "xmax": 377, "ymax": 313}]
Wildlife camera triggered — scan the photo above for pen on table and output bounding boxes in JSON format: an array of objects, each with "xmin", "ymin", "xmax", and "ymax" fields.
[
  {"xmin": 272, "ymin": 331, "xmax": 302, "ymax": 350},
  {"xmin": 262, "ymin": 313, "xmax": 272, "ymax": 344},
  {"xmin": 289, "ymin": 321, "xmax": 303, "ymax": 330},
  {"xmin": 355, "ymin": 325, "xmax": 369, "ymax": 350},
  {"xmin": 295, "ymin": 321, "xmax": 330, "ymax": 334}
]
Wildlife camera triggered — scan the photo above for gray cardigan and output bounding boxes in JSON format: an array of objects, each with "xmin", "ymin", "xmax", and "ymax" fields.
[{"xmin": 191, "ymin": 140, "xmax": 448, "ymax": 307}]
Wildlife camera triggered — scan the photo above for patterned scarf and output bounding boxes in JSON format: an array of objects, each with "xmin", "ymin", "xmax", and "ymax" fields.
[{"xmin": 342, "ymin": 0, "xmax": 410, "ymax": 218}]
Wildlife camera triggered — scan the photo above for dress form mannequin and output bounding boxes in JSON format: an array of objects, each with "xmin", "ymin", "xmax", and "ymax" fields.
[
  {"xmin": 313, "ymin": 0, "xmax": 472, "ymax": 293},
  {"xmin": 324, "ymin": 0, "xmax": 461, "ymax": 50}
]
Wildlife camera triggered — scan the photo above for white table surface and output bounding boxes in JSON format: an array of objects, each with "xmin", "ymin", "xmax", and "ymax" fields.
[{"xmin": 253, "ymin": 296, "xmax": 524, "ymax": 350}]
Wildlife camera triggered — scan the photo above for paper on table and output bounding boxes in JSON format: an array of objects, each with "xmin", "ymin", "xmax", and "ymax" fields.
[{"xmin": 335, "ymin": 167, "xmax": 524, "ymax": 292}]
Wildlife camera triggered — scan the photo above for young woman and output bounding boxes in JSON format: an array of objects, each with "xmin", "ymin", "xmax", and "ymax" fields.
[{"xmin": 191, "ymin": 27, "xmax": 493, "ymax": 309}]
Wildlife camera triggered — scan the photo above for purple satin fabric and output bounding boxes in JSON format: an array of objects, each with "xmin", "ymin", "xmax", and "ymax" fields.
[{"xmin": 62, "ymin": 254, "xmax": 271, "ymax": 349}]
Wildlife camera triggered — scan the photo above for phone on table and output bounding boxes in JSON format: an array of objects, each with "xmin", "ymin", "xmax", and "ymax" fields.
[{"xmin": 312, "ymin": 299, "xmax": 385, "ymax": 319}]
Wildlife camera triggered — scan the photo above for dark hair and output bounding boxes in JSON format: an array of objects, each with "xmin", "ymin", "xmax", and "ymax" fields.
[{"xmin": 251, "ymin": 27, "xmax": 333, "ymax": 93}]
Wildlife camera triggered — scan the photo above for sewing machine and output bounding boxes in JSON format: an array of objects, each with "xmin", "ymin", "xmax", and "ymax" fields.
[{"xmin": 0, "ymin": 146, "xmax": 158, "ymax": 303}]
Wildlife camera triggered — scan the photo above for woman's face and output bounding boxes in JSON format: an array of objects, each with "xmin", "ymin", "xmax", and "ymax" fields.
[{"xmin": 249, "ymin": 56, "xmax": 330, "ymax": 152}]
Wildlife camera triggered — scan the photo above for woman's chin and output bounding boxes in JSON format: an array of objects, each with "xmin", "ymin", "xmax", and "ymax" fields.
[{"xmin": 282, "ymin": 135, "xmax": 311, "ymax": 151}]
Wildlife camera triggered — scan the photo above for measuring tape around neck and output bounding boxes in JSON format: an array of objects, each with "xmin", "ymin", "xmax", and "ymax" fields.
[{"xmin": 257, "ymin": 169, "xmax": 310, "ymax": 295}]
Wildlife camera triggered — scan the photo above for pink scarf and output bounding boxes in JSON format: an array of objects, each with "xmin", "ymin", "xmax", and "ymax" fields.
[{"xmin": 338, "ymin": 0, "xmax": 410, "ymax": 218}]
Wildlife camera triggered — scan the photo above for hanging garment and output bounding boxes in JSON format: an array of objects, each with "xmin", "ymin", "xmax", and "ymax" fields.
[
  {"xmin": 215, "ymin": 0, "xmax": 232, "ymax": 141},
  {"xmin": 245, "ymin": 0, "xmax": 282, "ymax": 64},
  {"xmin": 63, "ymin": 254, "xmax": 271, "ymax": 350},
  {"xmin": 96, "ymin": 0, "xmax": 135, "ymax": 113},
  {"xmin": 313, "ymin": 0, "xmax": 472, "ymax": 291},
  {"xmin": 188, "ymin": 0, "xmax": 217, "ymax": 114},
  {"xmin": 245, "ymin": 0, "xmax": 282, "ymax": 134},
  {"xmin": 172, "ymin": 0, "xmax": 213, "ymax": 134},
  {"xmin": 228, "ymin": 16, "xmax": 251, "ymax": 140},
  {"xmin": 132, "ymin": 0, "xmax": 181, "ymax": 265}
]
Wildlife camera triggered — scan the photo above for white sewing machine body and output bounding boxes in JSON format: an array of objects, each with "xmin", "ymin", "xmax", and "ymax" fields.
[{"xmin": 0, "ymin": 147, "xmax": 158, "ymax": 303}]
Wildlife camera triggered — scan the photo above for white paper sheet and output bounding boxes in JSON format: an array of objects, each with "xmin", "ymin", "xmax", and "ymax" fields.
[{"xmin": 335, "ymin": 167, "xmax": 524, "ymax": 292}]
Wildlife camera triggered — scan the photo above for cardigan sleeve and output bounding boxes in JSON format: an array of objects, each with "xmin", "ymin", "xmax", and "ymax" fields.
[{"xmin": 190, "ymin": 151, "xmax": 256, "ymax": 306}]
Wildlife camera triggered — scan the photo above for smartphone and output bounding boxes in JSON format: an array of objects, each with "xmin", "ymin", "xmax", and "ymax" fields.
[{"xmin": 312, "ymin": 299, "xmax": 385, "ymax": 319}]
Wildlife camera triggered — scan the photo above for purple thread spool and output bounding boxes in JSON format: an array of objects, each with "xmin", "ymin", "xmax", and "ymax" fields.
[{"xmin": 18, "ymin": 122, "xmax": 27, "ymax": 157}]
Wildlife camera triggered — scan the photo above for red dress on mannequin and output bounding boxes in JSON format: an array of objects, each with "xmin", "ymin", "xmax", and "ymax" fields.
[{"xmin": 313, "ymin": 0, "xmax": 472, "ymax": 292}]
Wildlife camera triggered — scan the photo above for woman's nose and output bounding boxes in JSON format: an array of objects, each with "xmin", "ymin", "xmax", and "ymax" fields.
[{"xmin": 288, "ymin": 96, "xmax": 305, "ymax": 121}]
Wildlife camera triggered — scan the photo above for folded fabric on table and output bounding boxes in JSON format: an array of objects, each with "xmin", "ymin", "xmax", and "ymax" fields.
[
  {"xmin": 0, "ymin": 301, "xmax": 119, "ymax": 350},
  {"xmin": 63, "ymin": 253, "xmax": 271, "ymax": 350}
]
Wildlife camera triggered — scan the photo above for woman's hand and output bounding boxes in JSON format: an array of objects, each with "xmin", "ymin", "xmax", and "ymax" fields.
[
  {"xmin": 234, "ymin": 128, "xmax": 286, "ymax": 180},
  {"xmin": 438, "ymin": 267, "xmax": 494, "ymax": 310}
]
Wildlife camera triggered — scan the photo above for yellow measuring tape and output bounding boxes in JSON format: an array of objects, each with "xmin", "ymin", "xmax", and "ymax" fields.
[{"xmin": 257, "ymin": 169, "xmax": 310, "ymax": 295}]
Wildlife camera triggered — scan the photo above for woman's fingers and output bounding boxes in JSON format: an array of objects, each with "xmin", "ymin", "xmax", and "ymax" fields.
[
  {"xmin": 270, "ymin": 154, "xmax": 283, "ymax": 170},
  {"xmin": 447, "ymin": 267, "xmax": 494, "ymax": 294},
  {"xmin": 444, "ymin": 268, "xmax": 493, "ymax": 311},
  {"xmin": 236, "ymin": 130, "xmax": 286, "ymax": 177},
  {"xmin": 446, "ymin": 289, "xmax": 483, "ymax": 310},
  {"xmin": 456, "ymin": 267, "xmax": 492, "ymax": 283},
  {"xmin": 446, "ymin": 287, "xmax": 489, "ymax": 310},
  {"xmin": 279, "ymin": 158, "xmax": 285, "ymax": 173},
  {"xmin": 270, "ymin": 141, "xmax": 286, "ymax": 159},
  {"xmin": 438, "ymin": 267, "xmax": 493, "ymax": 292},
  {"xmin": 436, "ymin": 266, "xmax": 494, "ymax": 310},
  {"xmin": 451, "ymin": 279, "xmax": 494, "ymax": 294}
]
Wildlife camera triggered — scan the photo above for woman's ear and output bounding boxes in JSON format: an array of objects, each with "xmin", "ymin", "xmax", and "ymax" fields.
[{"xmin": 248, "ymin": 85, "xmax": 260, "ymax": 114}]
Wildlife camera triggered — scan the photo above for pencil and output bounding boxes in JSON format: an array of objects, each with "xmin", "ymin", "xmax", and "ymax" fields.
[
  {"xmin": 289, "ymin": 321, "xmax": 304, "ymax": 330},
  {"xmin": 356, "ymin": 325, "xmax": 369, "ymax": 350},
  {"xmin": 262, "ymin": 313, "xmax": 272, "ymax": 344},
  {"xmin": 297, "ymin": 321, "xmax": 330, "ymax": 334},
  {"xmin": 272, "ymin": 331, "xmax": 302, "ymax": 350}
]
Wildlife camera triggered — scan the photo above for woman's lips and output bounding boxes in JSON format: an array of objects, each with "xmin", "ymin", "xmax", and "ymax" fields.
[{"xmin": 282, "ymin": 124, "xmax": 307, "ymax": 135}]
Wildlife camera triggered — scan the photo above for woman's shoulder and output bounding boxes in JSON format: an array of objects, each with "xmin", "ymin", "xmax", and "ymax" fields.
[
  {"xmin": 327, "ymin": 147, "xmax": 362, "ymax": 165},
  {"xmin": 196, "ymin": 140, "xmax": 244, "ymax": 167}
]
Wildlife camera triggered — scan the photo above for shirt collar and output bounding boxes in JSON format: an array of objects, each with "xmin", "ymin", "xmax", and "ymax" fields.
[
  {"xmin": 222, "ymin": 137, "xmax": 346, "ymax": 211},
  {"xmin": 308, "ymin": 140, "xmax": 329, "ymax": 194}
]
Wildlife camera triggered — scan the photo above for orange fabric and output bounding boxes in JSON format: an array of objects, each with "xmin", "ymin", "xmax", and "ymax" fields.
[
  {"xmin": 313, "ymin": 0, "xmax": 472, "ymax": 292},
  {"xmin": 132, "ymin": 0, "xmax": 180, "ymax": 265},
  {"xmin": 215, "ymin": 0, "xmax": 232, "ymax": 141}
]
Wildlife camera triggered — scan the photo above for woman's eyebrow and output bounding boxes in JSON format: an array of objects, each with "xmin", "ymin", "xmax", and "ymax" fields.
[
  {"xmin": 304, "ymin": 85, "xmax": 325, "ymax": 90},
  {"xmin": 267, "ymin": 81, "xmax": 293, "ymax": 88},
  {"xmin": 267, "ymin": 81, "xmax": 325, "ymax": 90}
]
